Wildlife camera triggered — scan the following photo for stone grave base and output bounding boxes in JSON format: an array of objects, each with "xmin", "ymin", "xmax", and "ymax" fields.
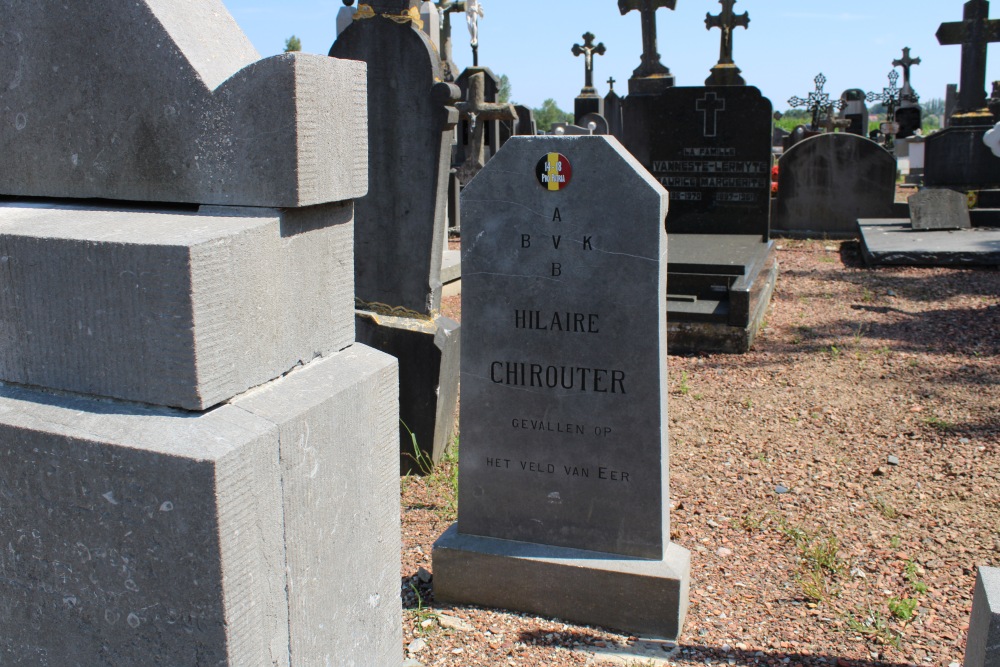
[
  {"xmin": 432, "ymin": 525, "xmax": 690, "ymax": 640},
  {"xmin": 0, "ymin": 345, "xmax": 402, "ymax": 667},
  {"xmin": 859, "ymin": 219, "xmax": 1000, "ymax": 267},
  {"xmin": 667, "ymin": 235, "xmax": 779, "ymax": 354},
  {"xmin": 356, "ymin": 311, "xmax": 460, "ymax": 474},
  {"xmin": 965, "ymin": 566, "xmax": 1000, "ymax": 667}
]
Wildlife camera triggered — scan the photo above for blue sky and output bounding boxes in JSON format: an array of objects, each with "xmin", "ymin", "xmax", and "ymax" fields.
[{"xmin": 223, "ymin": 1, "xmax": 1000, "ymax": 112}]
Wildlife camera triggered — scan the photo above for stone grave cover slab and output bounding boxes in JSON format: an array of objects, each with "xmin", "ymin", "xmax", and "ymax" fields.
[
  {"xmin": 774, "ymin": 133, "xmax": 898, "ymax": 237},
  {"xmin": 964, "ymin": 566, "xmax": 1000, "ymax": 667},
  {"xmin": 434, "ymin": 136, "xmax": 689, "ymax": 638},
  {"xmin": 0, "ymin": 0, "xmax": 367, "ymax": 207},
  {"xmin": 910, "ymin": 188, "xmax": 972, "ymax": 230},
  {"xmin": 624, "ymin": 86, "xmax": 773, "ymax": 238}
]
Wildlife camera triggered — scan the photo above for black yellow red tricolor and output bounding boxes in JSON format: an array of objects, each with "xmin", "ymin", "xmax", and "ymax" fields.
[{"xmin": 535, "ymin": 153, "xmax": 572, "ymax": 191}]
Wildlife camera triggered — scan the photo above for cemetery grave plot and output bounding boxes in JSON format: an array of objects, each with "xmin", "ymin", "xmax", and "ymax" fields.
[{"xmin": 403, "ymin": 239, "xmax": 1000, "ymax": 667}]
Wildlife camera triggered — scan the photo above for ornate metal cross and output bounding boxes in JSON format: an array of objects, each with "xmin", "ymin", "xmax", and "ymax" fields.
[
  {"xmin": 866, "ymin": 70, "xmax": 902, "ymax": 117},
  {"xmin": 789, "ymin": 74, "xmax": 843, "ymax": 129},
  {"xmin": 455, "ymin": 71, "xmax": 517, "ymax": 182},
  {"xmin": 618, "ymin": 0, "xmax": 677, "ymax": 80},
  {"xmin": 705, "ymin": 0, "xmax": 749, "ymax": 66},
  {"xmin": 572, "ymin": 32, "xmax": 607, "ymax": 94},
  {"xmin": 936, "ymin": 0, "xmax": 1000, "ymax": 113}
]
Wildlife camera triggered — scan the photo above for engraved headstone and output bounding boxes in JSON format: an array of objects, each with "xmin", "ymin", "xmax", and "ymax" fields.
[
  {"xmin": 433, "ymin": 136, "xmax": 690, "ymax": 639},
  {"xmin": 626, "ymin": 86, "xmax": 773, "ymax": 237}
]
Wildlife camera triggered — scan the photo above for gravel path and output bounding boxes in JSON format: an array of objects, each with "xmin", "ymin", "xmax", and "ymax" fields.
[{"xmin": 401, "ymin": 238, "xmax": 1000, "ymax": 667}]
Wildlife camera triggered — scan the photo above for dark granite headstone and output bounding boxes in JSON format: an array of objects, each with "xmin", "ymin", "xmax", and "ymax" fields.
[
  {"xmin": 924, "ymin": 125, "xmax": 1000, "ymax": 188},
  {"xmin": 774, "ymin": 133, "xmax": 897, "ymax": 237},
  {"xmin": 624, "ymin": 86, "xmax": 772, "ymax": 238},
  {"xmin": 515, "ymin": 105, "xmax": 537, "ymax": 136},
  {"xmin": 579, "ymin": 112, "xmax": 610, "ymax": 135},
  {"xmin": 839, "ymin": 89, "xmax": 869, "ymax": 136},
  {"xmin": 605, "ymin": 87, "xmax": 625, "ymax": 140},
  {"xmin": 330, "ymin": 12, "xmax": 462, "ymax": 470},
  {"xmin": 910, "ymin": 189, "xmax": 973, "ymax": 230},
  {"xmin": 433, "ymin": 136, "xmax": 689, "ymax": 639},
  {"xmin": 945, "ymin": 83, "xmax": 959, "ymax": 127}
]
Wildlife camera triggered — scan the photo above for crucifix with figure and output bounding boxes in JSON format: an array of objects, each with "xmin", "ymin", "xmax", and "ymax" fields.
[
  {"xmin": 572, "ymin": 33, "xmax": 606, "ymax": 95},
  {"xmin": 455, "ymin": 71, "xmax": 516, "ymax": 183},
  {"xmin": 705, "ymin": 0, "xmax": 749, "ymax": 86},
  {"xmin": 618, "ymin": 0, "xmax": 677, "ymax": 92},
  {"xmin": 937, "ymin": 0, "xmax": 1000, "ymax": 114}
]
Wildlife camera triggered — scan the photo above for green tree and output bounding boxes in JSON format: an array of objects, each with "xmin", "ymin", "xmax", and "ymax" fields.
[
  {"xmin": 284, "ymin": 35, "xmax": 302, "ymax": 52},
  {"xmin": 497, "ymin": 74, "xmax": 512, "ymax": 104},
  {"xmin": 533, "ymin": 98, "xmax": 573, "ymax": 132}
]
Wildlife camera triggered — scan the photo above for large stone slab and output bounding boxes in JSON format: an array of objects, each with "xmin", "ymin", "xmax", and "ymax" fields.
[
  {"xmin": 965, "ymin": 566, "xmax": 1000, "ymax": 667},
  {"xmin": 925, "ymin": 125, "xmax": 1000, "ymax": 189},
  {"xmin": 859, "ymin": 218, "xmax": 1000, "ymax": 266},
  {"xmin": 624, "ymin": 86, "xmax": 773, "ymax": 238},
  {"xmin": 234, "ymin": 345, "xmax": 403, "ymax": 666},
  {"xmin": 774, "ymin": 133, "xmax": 898, "ymax": 237},
  {"xmin": 0, "ymin": 0, "xmax": 367, "ymax": 207},
  {"xmin": 330, "ymin": 9, "xmax": 459, "ymax": 315},
  {"xmin": 0, "ymin": 202, "xmax": 355, "ymax": 410},
  {"xmin": 0, "ymin": 344, "xmax": 400, "ymax": 666},
  {"xmin": 434, "ymin": 136, "xmax": 689, "ymax": 638}
]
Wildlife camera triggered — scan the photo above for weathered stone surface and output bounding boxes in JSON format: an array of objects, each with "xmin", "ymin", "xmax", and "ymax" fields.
[
  {"xmin": 355, "ymin": 312, "xmax": 461, "ymax": 474},
  {"xmin": 434, "ymin": 136, "xmax": 689, "ymax": 638},
  {"xmin": 0, "ymin": 0, "xmax": 367, "ymax": 207},
  {"xmin": 774, "ymin": 133, "xmax": 897, "ymax": 237},
  {"xmin": 0, "ymin": 202, "xmax": 355, "ymax": 410},
  {"xmin": 0, "ymin": 380, "xmax": 288, "ymax": 665},
  {"xmin": 964, "ymin": 566, "xmax": 1000, "ymax": 667},
  {"xmin": 859, "ymin": 218, "xmax": 1000, "ymax": 266},
  {"xmin": 234, "ymin": 345, "xmax": 403, "ymax": 667},
  {"xmin": 910, "ymin": 189, "xmax": 972, "ymax": 230},
  {"xmin": 925, "ymin": 125, "xmax": 1000, "ymax": 189},
  {"xmin": 330, "ymin": 15, "xmax": 458, "ymax": 315},
  {"xmin": 0, "ymin": 344, "xmax": 400, "ymax": 666}
]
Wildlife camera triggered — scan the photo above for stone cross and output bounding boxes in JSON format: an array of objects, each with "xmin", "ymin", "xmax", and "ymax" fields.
[
  {"xmin": 789, "ymin": 73, "xmax": 843, "ymax": 129},
  {"xmin": 454, "ymin": 70, "xmax": 516, "ymax": 182},
  {"xmin": 705, "ymin": 0, "xmax": 749, "ymax": 67},
  {"xmin": 572, "ymin": 32, "xmax": 606, "ymax": 94},
  {"xmin": 936, "ymin": 0, "xmax": 1000, "ymax": 113},
  {"xmin": 437, "ymin": 0, "xmax": 466, "ymax": 81},
  {"xmin": 608, "ymin": 76, "xmax": 616, "ymax": 92},
  {"xmin": 618, "ymin": 0, "xmax": 677, "ymax": 80},
  {"xmin": 894, "ymin": 46, "xmax": 921, "ymax": 104}
]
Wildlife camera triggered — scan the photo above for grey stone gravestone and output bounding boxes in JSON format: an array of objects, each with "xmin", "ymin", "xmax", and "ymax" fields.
[
  {"xmin": 330, "ymin": 4, "xmax": 463, "ymax": 473},
  {"xmin": 839, "ymin": 89, "xmax": 870, "ymax": 136},
  {"xmin": 0, "ymin": 2, "xmax": 402, "ymax": 664},
  {"xmin": 433, "ymin": 136, "xmax": 690, "ymax": 638},
  {"xmin": 515, "ymin": 105, "xmax": 538, "ymax": 135},
  {"xmin": 964, "ymin": 566, "xmax": 1000, "ymax": 667},
  {"xmin": 910, "ymin": 188, "xmax": 973, "ymax": 230},
  {"xmin": 454, "ymin": 67, "xmax": 503, "ymax": 167},
  {"xmin": 774, "ymin": 133, "xmax": 897, "ymax": 237}
]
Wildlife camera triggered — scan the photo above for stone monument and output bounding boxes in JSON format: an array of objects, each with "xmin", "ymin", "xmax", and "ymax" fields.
[
  {"xmin": 572, "ymin": 32, "xmax": 607, "ymax": 124},
  {"xmin": 963, "ymin": 567, "xmax": 1000, "ymax": 667},
  {"xmin": 619, "ymin": 0, "xmax": 677, "ymax": 95},
  {"xmin": 839, "ymin": 89, "xmax": 870, "ymax": 137},
  {"xmin": 337, "ymin": 0, "xmax": 357, "ymax": 37},
  {"xmin": 0, "ymin": 1, "xmax": 401, "ymax": 664},
  {"xmin": 704, "ymin": 0, "xmax": 749, "ymax": 86},
  {"xmin": 433, "ymin": 136, "xmax": 690, "ymax": 638},
  {"xmin": 331, "ymin": 0, "xmax": 463, "ymax": 474},
  {"xmin": 894, "ymin": 47, "xmax": 923, "ymax": 139}
]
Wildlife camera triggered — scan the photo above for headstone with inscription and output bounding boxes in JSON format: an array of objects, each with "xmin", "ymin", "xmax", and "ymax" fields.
[
  {"xmin": 624, "ymin": 86, "xmax": 778, "ymax": 353},
  {"xmin": 433, "ymin": 136, "xmax": 690, "ymax": 639},
  {"xmin": 331, "ymin": 0, "xmax": 462, "ymax": 473}
]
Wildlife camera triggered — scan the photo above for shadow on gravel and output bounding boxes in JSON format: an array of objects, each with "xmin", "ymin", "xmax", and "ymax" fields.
[{"xmin": 516, "ymin": 629, "xmax": 915, "ymax": 667}]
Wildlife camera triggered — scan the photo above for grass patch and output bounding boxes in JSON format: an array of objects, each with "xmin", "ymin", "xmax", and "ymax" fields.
[
  {"xmin": 872, "ymin": 495, "xmax": 898, "ymax": 520},
  {"xmin": 888, "ymin": 596, "xmax": 918, "ymax": 621},
  {"xmin": 923, "ymin": 414, "xmax": 953, "ymax": 431},
  {"xmin": 845, "ymin": 606, "xmax": 902, "ymax": 649}
]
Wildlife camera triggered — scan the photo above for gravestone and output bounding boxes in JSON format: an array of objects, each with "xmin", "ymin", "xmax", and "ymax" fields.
[
  {"xmin": 619, "ymin": 0, "xmax": 678, "ymax": 95},
  {"xmin": 330, "ymin": 0, "xmax": 463, "ymax": 473},
  {"xmin": 605, "ymin": 77, "xmax": 625, "ymax": 139},
  {"xmin": 774, "ymin": 133, "xmax": 897, "ymax": 237},
  {"xmin": 337, "ymin": 0, "xmax": 357, "ymax": 37},
  {"xmin": 946, "ymin": 83, "xmax": 960, "ymax": 127},
  {"xmin": 572, "ymin": 32, "xmax": 607, "ymax": 123},
  {"xmin": 910, "ymin": 188, "xmax": 972, "ymax": 230},
  {"xmin": 704, "ymin": 0, "xmax": 750, "ymax": 86},
  {"xmin": 579, "ymin": 112, "xmax": 611, "ymax": 135},
  {"xmin": 0, "ymin": 1, "xmax": 402, "ymax": 665},
  {"xmin": 515, "ymin": 105, "xmax": 538, "ymax": 135},
  {"xmin": 894, "ymin": 47, "xmax": 923, "ymax": 140},
  {"xmin": 964, "ymin": 567, "xmax": 1000, "ymax": 667},
  {"xmin": 839, "ymin": 89, "xmax": 870, "ymax": 136},
  {"xmin": 433, "ymin": 136, "xmax": 690, "ymax": 639},
  {"xmin": 420, "ymin": 0, "xmax": 441, "ymax": 51},
  {"xmin": 626, "ymin": 87, "xmax": 772, "ymax": 237},
  {"xmin": 454, "ymin": 66, "xmax": 504, "ymax": 171}
]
